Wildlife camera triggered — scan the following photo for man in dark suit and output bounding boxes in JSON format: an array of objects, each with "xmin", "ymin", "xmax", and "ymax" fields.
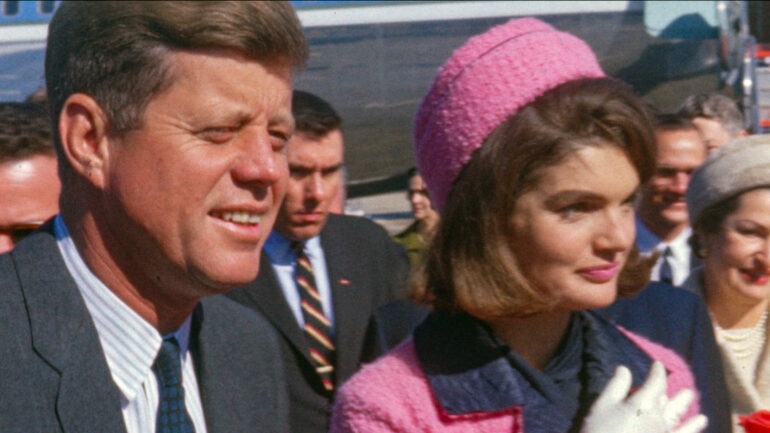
[
  {"xmin": 0, "ymin": 2, "xmax": 308, "ymax": 432},
  {"xmin": 598, "ymin": 283, "xmax": 732, "ymax": 433},
  {"xmin": 228, "ymin": 91, "xmax": 410, "ymax": 433}
]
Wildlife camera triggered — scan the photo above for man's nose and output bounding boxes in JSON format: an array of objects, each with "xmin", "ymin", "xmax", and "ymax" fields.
[
  {"xmin": 231, "ymin": 129, "xmax": 283, "ymax": 187},
  {"xmin": 669, "ymin": 172, "xmax": 690, "ymax": 194},
  {"xmin": 304, "ymin": 172, "xmax": 325, "ymax": 201}
]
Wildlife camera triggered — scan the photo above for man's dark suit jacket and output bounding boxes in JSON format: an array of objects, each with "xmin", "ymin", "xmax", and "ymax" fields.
[
  {"xmin": 227, "ymin": 213, "xmax": 410, "ymax": 433},
  {"xmin": 0, "ymin": 223, "xmax": 289, "ymax": 433},
  {"xmin": 597, "ymin": 283, "xmax": 732, "ymax": 433}
]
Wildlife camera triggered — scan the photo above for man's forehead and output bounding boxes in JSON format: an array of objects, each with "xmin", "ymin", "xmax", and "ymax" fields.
[
  {"xmin": 287, "ymin": 130, "xmax": 343, "ymax": 162},
  {"xmin": 656, "ymin": 129, "xmax": 704, "ymax": 153},
  {"xmin": 164, "ymin": 50, "xmax": 293, "ymax": 105}
]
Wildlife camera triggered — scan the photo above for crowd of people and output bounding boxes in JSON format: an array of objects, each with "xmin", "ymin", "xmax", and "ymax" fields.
[{"xmin": 0, "ymin": 2, "xmax": 768, "ymax": 433}]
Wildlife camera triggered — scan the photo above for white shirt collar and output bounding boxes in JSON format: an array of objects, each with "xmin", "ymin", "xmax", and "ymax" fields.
[
  {"xmin": 657, "ymin": 226, "xmax": 692, "ymax": 263},
  {"xmin": 53, "ymin": 215, "xmax": 192, "ymax": 401}
]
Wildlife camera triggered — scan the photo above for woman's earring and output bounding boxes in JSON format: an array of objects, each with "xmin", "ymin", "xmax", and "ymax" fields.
[{"xmin": 695, "ymin": 246, "xmax": 709, "ymax": 259}]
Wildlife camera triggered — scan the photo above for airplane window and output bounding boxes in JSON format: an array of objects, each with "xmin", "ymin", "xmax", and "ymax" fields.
[{"xmin": 3, "ymin": 1, "xmax": 19, "ymax": 16}]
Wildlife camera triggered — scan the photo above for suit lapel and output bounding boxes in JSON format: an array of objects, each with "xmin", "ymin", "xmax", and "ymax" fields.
[
  {"xmin": 240, "ymin": 252, "xmax": 315, "ymax": 366},
  {"xmin": 13, "ymin": 226, "xmax": 126, "ymax": 433},
  {"xmin": 321, "ymin": 218, "xmax": 374, "ymax": 384},
  {"xmin": 192, "ymin": 301, "xmax": 247, "ymax": 431}
]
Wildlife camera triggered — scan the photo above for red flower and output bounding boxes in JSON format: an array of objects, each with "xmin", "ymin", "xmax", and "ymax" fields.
[{"xmin": 740, "ymin": 410, "xmax": 770, "ymax": 433}]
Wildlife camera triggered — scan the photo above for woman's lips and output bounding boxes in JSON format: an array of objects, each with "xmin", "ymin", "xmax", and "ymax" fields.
[
  {"xmin": 577, "ymin": 262, "xmax": 619, "ymax": 282},
  {"xmin": 740, "ymin": 268, "xmax": 770, "ymax": 284}
]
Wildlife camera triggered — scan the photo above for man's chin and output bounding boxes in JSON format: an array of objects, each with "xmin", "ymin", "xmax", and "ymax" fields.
[
  {"xmin": 285, "ymin": 220, "xmax": 325, "ymax": 240},
  {"xmin": 659, "ymin": 208, "xmax": 689, "ymax": 227}
]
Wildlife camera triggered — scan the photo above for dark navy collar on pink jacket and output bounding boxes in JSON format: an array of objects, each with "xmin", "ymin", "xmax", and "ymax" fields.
[{"xmin": 413, "ymin": 310, "xmax": 654, "ymax": 432}]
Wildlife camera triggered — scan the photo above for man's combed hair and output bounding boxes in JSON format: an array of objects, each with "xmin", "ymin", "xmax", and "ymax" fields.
[
  {"xmin": 292, "ymin": 90, "xmax": 342, "ymax": 137},
  {"xmin": 0, "ymin": 102, "xmax": 53, "ymax": 162},
  {"xmin": 412, "ymin": 78, "xmax": 656, "ymax": 320},
  {"xmin": 653, "ymin": 113, "xmax": 697, "ymax": 133},
  {"xmin": 46, "ymin": 1, "xmax": 308, "ymax": 141},
  {"xmin": 679, "ymin": 93, "xmax": 745, "ymax": 136}
]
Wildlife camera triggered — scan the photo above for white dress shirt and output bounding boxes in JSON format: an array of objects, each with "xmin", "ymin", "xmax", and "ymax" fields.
[
  {"xmin": 636, "ymin": 218, "xmax": 693, "ymax": 287},
  {"xmin": 54, "ymin": 215, "xmax": 207, "ymax": 433},
  {"xmin": 264, "ymin": 231, "xmax": 336, "ymax": 334}
]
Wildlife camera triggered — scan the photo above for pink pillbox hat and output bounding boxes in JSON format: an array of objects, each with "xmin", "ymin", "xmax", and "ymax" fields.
[{"xmin": 414, "ymin": 17, "xmax": 605, "ymax": 210}]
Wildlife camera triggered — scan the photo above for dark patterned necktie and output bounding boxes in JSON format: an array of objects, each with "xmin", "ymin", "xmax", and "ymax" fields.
[
  {"xmin": 292, "ymin": 241, "xmax": 336, "ymax": 393},
  {"xmin": 153, "ymin": 336, "xmax": 196, "ymax": 433},
  {"xmin": 659, "ymin": 246, "xmax": 673, "ymax": 285}
]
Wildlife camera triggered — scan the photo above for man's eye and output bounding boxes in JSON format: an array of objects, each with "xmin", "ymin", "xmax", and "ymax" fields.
[
  {"xmin": 199, "ymin": 127, "xmax": 236, "ymax": 143},
  {"xmin": 559, "ymin": 203, "xmax": 592, "ymax": 216}
]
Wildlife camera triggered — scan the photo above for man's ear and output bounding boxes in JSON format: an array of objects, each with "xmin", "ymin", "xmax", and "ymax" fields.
[{"xmin": 58, "ymin": 93, "xmax": 111, "ymax": 189}]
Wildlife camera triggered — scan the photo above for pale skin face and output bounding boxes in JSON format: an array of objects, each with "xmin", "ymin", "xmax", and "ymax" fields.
[
  {"xmin": 511, "ymin": 145, "xmax": 639, "ymax": 311},
  {"xmin": 639, "ymin": 129, "xmax": 706, "ymax": 241},
  {"xmin": 407, "ymin": 174, "xmax": 438, "ymax": 230},
  {"xmin": 691, "ymin": 117, "xmax": 738, "ymax": 154},
  {"xmin": 58, "ymin": 50, "xmax": 292, "ymax": 333},
  {"xmin": 702, "ymin": 188, "xmax": 770, "ymax": 329},
  {"xmin": 274, "ymin": 129, "xmax": 344, "ymax": 241},
  {"xmin": 0, "ymin": 154, "xmax": 60, "ymax": 253},
  {"xmin": 490, "ymin": 144, "xmax": 640, "ymax": 369}
]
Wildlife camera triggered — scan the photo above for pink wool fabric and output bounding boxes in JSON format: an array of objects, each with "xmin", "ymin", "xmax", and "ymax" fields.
[
  {"xmin": 413, "ymin": 17, "xmax": 605, "ymax": 210},
  {"xmin": 330, "ymin": 330, "xmax": 700, "ymax": 433}
]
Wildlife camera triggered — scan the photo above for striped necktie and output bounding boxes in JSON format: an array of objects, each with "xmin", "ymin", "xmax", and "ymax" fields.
[
  {"xmin": 292, "ymin": 241, "xmax": 336, "ymax": 393},
  {"xmin": 153, "ymin": 336, "xmax": 196, "ymax": 433}
]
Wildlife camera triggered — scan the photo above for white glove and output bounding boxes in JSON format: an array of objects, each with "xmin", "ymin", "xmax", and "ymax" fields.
[{"xmin": 581, "ymin": 361, "xmax": 708, "ymax": 433}]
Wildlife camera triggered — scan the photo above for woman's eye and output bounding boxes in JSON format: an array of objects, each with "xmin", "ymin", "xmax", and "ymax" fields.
[
  {"xmin": 733, "ymin": 221, "xmax": 766, "ymax": 238},
  {"xmin": 737, "ymin": 227, "xmax": 763, "ymax": 238}
]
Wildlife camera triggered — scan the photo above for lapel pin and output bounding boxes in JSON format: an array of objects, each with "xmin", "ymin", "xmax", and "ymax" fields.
[{"xmin": 338, "ymin": 279, "xmax": 351, "ymax": 285}]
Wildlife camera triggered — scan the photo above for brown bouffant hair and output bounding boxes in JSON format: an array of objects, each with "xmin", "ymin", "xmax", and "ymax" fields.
[
  {"xmin": 45, "ymin": 1, "xmax": 308, "ymax": 179},
  {"xmin": 412, "ymin": 78, "xmax": 656, "ymax": 320}
]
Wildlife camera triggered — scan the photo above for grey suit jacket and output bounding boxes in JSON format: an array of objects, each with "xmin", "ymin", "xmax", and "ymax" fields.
[
  {"xmin": 0, "ymin": 223, "xmax": 289, "ymax": 433},
  {"xmin": 227, "ymin": 213, "xmax": 410, "ymax": 433}
]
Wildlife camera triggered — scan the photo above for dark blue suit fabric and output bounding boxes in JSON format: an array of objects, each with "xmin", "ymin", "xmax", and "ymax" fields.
[{"xmin": 597, "ymin": 282, "xmax": 731, "ymax": 433}]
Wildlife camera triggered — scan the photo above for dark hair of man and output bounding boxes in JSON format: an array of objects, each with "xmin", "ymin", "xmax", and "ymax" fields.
[
  {"xmin": 411, "ymin": 78, "xmax": 656, "ymax": 320},
  {"xmin": 679, "ymin": 93, "xmax": 745, "ymax": 136},
  {"xmin": 45, "ymin": 1, "xmax": 308, "ymax": 175},
  {"xmin": 292, "ymin": 90, "xmax": 342, "ymax": 137},
  {"xmin": 653, "ymin": 113, "xmax": 697, "ymax": 134},
  {"xmin": 0, "ymin": 102, "xmax": 53, "ymax": 163}
]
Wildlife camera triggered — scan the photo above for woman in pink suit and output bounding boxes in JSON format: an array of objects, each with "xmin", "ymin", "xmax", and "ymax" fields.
[{"xmin": 330, "ymin": 18, "xmax": 708, "ymax": 433}]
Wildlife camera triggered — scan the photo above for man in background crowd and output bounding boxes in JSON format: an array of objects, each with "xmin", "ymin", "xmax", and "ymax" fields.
[
  {"xmin": 679, "ymin": 93, "xmax": 748, "ymax": 153},
  {"xmin": 394, "ymin": 167, "xmax": 439, "ymax": 268},
  {"xmin": 228, "ymin": 90, "xmax": 409, "ymax": 433},
  {"xmin": 637, "ymin": 114, "xmax": 707, "ymax": 287},
  {"xmin": 0, "ymin": 102, "xmax": 59, "ymax": 253},
  {"xmin": 0, "ymin": 2, "xmax": 307, "ymax": 431}
]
